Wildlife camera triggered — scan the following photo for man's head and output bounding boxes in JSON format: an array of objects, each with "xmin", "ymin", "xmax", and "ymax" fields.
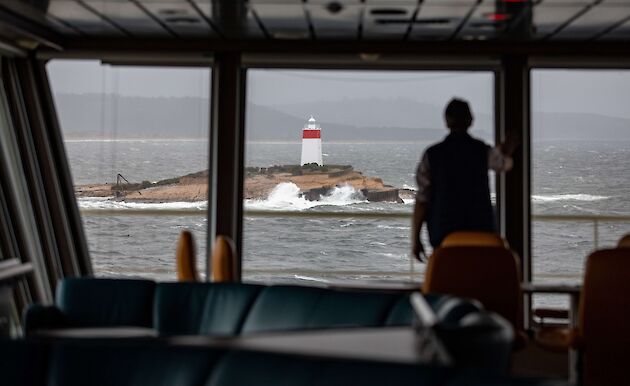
[{"xmin": 444, "ymin": 98, "xmax": 473, "ymax": 133}]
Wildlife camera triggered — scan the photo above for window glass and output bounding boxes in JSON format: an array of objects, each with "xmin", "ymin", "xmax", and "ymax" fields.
[
  {"xmin": 531, "ymin": 69, "xmax": 630, "ymax": 308},
  {"xmin": 47, "ymin": 60, "xmax": 210, "ymax": 280},
  {"xmin": 244, "ymin": 69, "xmax": 495, "ymax": 284}
]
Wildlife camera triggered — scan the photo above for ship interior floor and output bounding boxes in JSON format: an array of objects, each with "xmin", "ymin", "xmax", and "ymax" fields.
[{"xmin": 512, "ymin": 340, "xmax": 569, "ymax": 379}]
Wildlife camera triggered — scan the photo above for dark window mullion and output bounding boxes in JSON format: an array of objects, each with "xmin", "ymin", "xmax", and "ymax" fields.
[
  {"xmin": 3, "ymin": 59, "xmax": 65, "ymax": 287},
  {"xmin": 33, "ymin": 60, "xmax": 92, "ymax": 277}
]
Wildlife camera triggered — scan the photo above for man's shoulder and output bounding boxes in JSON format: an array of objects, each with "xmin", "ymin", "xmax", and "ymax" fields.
[
  {"xmin": 425, "ymin": 139, "xmax": 448, "ymax": 154},
  {"xmin": 426, "ymin": 135, "xmax": 489, "ymax": 154},
  {"xmin": 468, "ymin": 135, "xmax": 492, "ymax": 149}
]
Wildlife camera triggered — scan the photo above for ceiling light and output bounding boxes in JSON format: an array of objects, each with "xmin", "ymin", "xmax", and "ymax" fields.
[
  {"xmin": 484, "ymin": 13, "xmax": 511, "ymax": 22},
  {"xmin": 272, "ymin": 32, "xmax": 310, "ymax": 39},
  {"xmin": 370, "ymin": 9, "xmax": 407, "ymax": 16},
  {"xmin": 414, "ymin": 18, "xmax": 452, "ymax": 25},
  {"xmin": 326, "ymin": 2, "xmax": 343, "ymax": 14},
  {"xmin": 359, "ymin": 53, "xmax": 380, "ymax": 62},
  {"xmin": 165, "ymin": 17, "xmax": 200, "ymax": 24},
  {"xmin": 158, "ymin": 9, "xmax": 188, "ymax": 16}
]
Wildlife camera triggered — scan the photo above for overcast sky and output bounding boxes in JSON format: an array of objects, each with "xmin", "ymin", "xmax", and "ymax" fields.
[{"xmin": 48, "ymin": 60, "xmax": 630, "ymax": 120}]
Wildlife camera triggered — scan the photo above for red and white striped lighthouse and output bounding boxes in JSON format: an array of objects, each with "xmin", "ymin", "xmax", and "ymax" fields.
[{"xmin": 300, "ymin": 115, "xmax": 323, "ymax": 166}]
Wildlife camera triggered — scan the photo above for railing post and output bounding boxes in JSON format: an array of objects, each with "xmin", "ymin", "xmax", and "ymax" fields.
[
  {"xmin": 499, "ymin": 55, "xmax": 531, "ymax": 329},
  {"xmin": 209, "ymin": 52, "xmax": 246, "ymax": 281}
]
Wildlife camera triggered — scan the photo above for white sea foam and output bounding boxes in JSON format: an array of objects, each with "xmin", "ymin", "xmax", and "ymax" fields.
[
  {"xmin": 78, "ymin": 197, "xmax": 207, "ymax": 210},
  {"xmin": 401, "ymin": 197, "xmax": 415, "ymax": 205},
  {"xmin": 377, "ymin": 225, "xmax": 410, "ymax": 230},
  {"xmin": 244, "ymin": 182, "xmax": 366, "ymax": 211},
  {"xmin": 294, "ymin": 275, "xmax": 330, "ymax": 283},
  {"xmin": 532, "ymin": 194, "xmax": 609, "ymax": 203},
  {"xmin": 64, "ymin": 138, "xmax": 200, "ymax": 143}
]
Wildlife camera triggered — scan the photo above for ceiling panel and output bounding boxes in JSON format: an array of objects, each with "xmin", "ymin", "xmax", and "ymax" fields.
[
  {"xmin": 600, "ymin": 15, "xmax": 630, "ymax": 39},
  {"xmin": 3, "ymin": 0, "xmax": 630, "ymax": 43},
  {"xmin": 138, "ymin": 0, "xmax": 216, "ymax": 37},
  {"xmin": 532, "ymin": 3, "xmax": 588, "ymax": 38},
  {"xmin": 306, "ymin": 0, "xmax": 361, "ymax": 39},
  {"xmin": 552, "ymin": 5, "xmax": 630, "ymax": 39},
  {"xmin": 539, "ymin": 0, "xmax": 595, "ymax": 3},
  {"xmin": 409, "ymin": 2, "xmax": 476, "ymax": 41},
  {"xmin": 249, "ymin": 1, "xmax": 310, "ymax": 39},
  {"xmin": 192, "ymin": 1, "xmax": 264, "ymax": 38},
  {"xmin": 48, "ymin": 0, "xmax": 125, "ymax": 36},
  {"xmin": 45, "ymin": 14, "xmax": 83, "ymax": 36},
  {"xmin": 84, "ymin": 1, "xmax": 169, "ymax": 37},
  {"xmin": 362, "ymin": 1, "xmax": 419, "ymax": 40},
  {"xmin": 456, "ymin": 4, "xmax": 504, "ymax": 40}
]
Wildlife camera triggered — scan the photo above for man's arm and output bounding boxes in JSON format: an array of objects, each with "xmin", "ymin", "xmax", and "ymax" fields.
[
  {"xmin": 411, "ymin": 199, "xmax": 427, "ymax": 262},
  {"xmin": 489, "ymin": 131, "xmax": 521, "ymax": 172}
]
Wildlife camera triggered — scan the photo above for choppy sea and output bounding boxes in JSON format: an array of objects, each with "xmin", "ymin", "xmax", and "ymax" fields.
[{"xmin": 65, "ymin": 139, "xmax": 630, "ymax": 309}]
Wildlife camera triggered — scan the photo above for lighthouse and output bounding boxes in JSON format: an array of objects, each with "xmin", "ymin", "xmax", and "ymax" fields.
[{"xmin": 300, "ymin": 115, "xmax": 323, "ymax": 166}]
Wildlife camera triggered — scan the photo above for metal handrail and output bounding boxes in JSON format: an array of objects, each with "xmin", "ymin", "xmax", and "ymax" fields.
[
  {"xmin": 531, "ymin": 214, "xmax": 630, "ymax": 222},
  {"xmin": 79, "ymin": 208, "xmax": 630, "ymax": 222},
  {"xmin": 78, "ymin": 209, "xmax": 628, "ymax": 279},
  {"xmin": 0, "ymin": 259, "xmax": 33, "ymax": 283}
]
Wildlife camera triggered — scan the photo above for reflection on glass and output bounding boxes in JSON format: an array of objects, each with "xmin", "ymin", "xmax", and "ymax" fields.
[
  {"xmin": 531, "ymin": 70, "xmax": 630, "ymax": 311},
  {"xmin": 244, "ymin": 70, "xmax": 496, "ymax": 284},
  {"xmin": 48, "ymin": 60, "xmax": 210, "ymax": 280}
]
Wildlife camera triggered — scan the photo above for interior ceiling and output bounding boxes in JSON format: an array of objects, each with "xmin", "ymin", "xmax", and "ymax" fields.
[{"xmin": 1, "ymin": 0, "xmax": 630, "ymax": 47}]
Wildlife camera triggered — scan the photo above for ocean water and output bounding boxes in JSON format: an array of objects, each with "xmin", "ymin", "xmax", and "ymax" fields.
[{"xmin": 65, "ymin": 139, "xmax": 630, "ymax": 307}]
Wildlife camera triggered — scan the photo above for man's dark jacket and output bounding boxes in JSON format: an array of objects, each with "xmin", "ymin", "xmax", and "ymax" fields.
[{"xmin": 426, "ymin": 132, "xmax": 495, "ymax": 247}]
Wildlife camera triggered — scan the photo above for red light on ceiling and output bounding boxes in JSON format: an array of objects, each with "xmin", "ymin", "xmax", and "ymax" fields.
[{"xmin": 485, "ymin": 13, "xmax": 511, "ymax": 21}]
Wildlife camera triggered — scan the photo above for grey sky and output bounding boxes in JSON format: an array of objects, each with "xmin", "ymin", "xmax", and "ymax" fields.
[
  {"xmin": 47, "ymin": 60, "xmax": 211, "ymax": 99},
  {"xmin": 247, "ymin": 69, "xmax": 494, "ymax": 115},
  {"xmin": 47, "ymin": 60, "xmax": 630, "ymax": 120}
]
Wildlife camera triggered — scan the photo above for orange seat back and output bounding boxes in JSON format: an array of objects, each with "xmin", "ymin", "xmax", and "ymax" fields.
[
  {"xmin": 579, "ymin": 248, "xmax": 630, "ymax": 386},
  {"xmin": 176, "ymin": 230, "xmax": 199, "ymax": 282},
  {"xmin": 423, "ymin": 246, "xmax": 522, "ymax": 331},
  {"xmin": 211, "ymin": 235, "xmax": 237, "ymax": 282},
  {"xmin": 618, "ymin": 233, "xmax": 630, "ymax": 248},
  {"xmin": 441, "ymin": 231, "xmax": 509, "ymax": 248}
]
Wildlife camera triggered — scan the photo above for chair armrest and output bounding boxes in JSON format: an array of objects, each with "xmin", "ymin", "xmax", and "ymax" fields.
[
  {"xmin": 535, "ymin": 326, "xmax": 581, "ymax": 352},
  {"xmin": 534, "ymin": 308, "xmax": 570, "ymax": 321},
  {"xmin": 22, "ymin": 304, "xmax": 67, "ymax": 336},
  {"xmin": 514, "ymin": 330, "xmax": 529, "ymax": 351}
]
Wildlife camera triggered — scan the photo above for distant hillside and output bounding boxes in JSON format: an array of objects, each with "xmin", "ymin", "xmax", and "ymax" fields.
[
  {"xmin": 53, "ymin": 93, "xmax": 630, "ymax": 142},
  {"xmin": 270, "ymin": 97, "xmax": 494, "ymax": 133},
  {"xmin": 246, "ymin": 104, "xmax": 443, "ymax": 141},
  {"xmin": 53, "ymin": 94, "xmax": 209, "ymax": 138},
  {"xmin": 532, "ymin": 112, "xmax": 630, "ymax": 141}
]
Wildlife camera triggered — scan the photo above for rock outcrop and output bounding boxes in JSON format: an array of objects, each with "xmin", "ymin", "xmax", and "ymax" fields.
[{"xmin": 75, "ymin": 165, "xmax": 404, "ymax": 203}]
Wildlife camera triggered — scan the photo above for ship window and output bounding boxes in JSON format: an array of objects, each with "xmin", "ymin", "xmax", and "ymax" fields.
[
  {"xmin": 531, "ymin": 69, "xmax": 630, "ymax": 309},
  {"xmin": 243, "ymin": 69, "xmax": 496, "ymax": 284},
  {"xmin": 47, "ymin": 60, "xmax": 211, "ymax": 280}
]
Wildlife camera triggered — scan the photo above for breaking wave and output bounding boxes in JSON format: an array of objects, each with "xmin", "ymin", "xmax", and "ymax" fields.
[
  {"xmin": 78, "ymin": 197, "xmax": 207, "ymax": 210},
  {"xmin": 532, "ymin": 194, "xmax": 609, "ymax": 203},
  {"xmin": 244, "ymin": 182, "xmax": 366, "ymax": 211}
]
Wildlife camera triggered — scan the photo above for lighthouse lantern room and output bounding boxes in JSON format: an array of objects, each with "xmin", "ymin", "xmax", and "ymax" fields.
[{"xmin": 300, "ymin": 115, "xmax": 323, "ymax": 166}]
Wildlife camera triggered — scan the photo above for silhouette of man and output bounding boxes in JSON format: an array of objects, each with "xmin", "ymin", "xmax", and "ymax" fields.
[{"xmin": 411, "ymin": 98, "xmax": 518, "ymax": 261}]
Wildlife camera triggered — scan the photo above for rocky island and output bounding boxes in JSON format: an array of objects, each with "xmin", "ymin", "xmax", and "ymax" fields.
[{"xmin": 75, "ymin": 164, "xmax": 412, "ymax": 203}]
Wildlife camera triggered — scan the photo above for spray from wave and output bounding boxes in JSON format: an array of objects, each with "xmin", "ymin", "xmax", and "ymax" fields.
[
  {"xmin": 78, "ymin": 197, "xmax": 207, "ymax": 210},
  {"xmin": 244, "ymin": 182, "xmax": 366, "ymax": 211},
  {"xmin": 532, "ymin": 194, "xmax": 609, "ymax": 203}
]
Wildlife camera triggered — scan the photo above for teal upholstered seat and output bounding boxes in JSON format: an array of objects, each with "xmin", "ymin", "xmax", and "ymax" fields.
[
  {"xmin": 55, "ymin": 278, "xmax": 155, "ymax": 328},
  {"xmin": 240, "ymin": 285, "xmax": 399, "ymax": 334},
  {"xmin": 154, "ymin": 282, "xmax": 263, "ymax": 336}
]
